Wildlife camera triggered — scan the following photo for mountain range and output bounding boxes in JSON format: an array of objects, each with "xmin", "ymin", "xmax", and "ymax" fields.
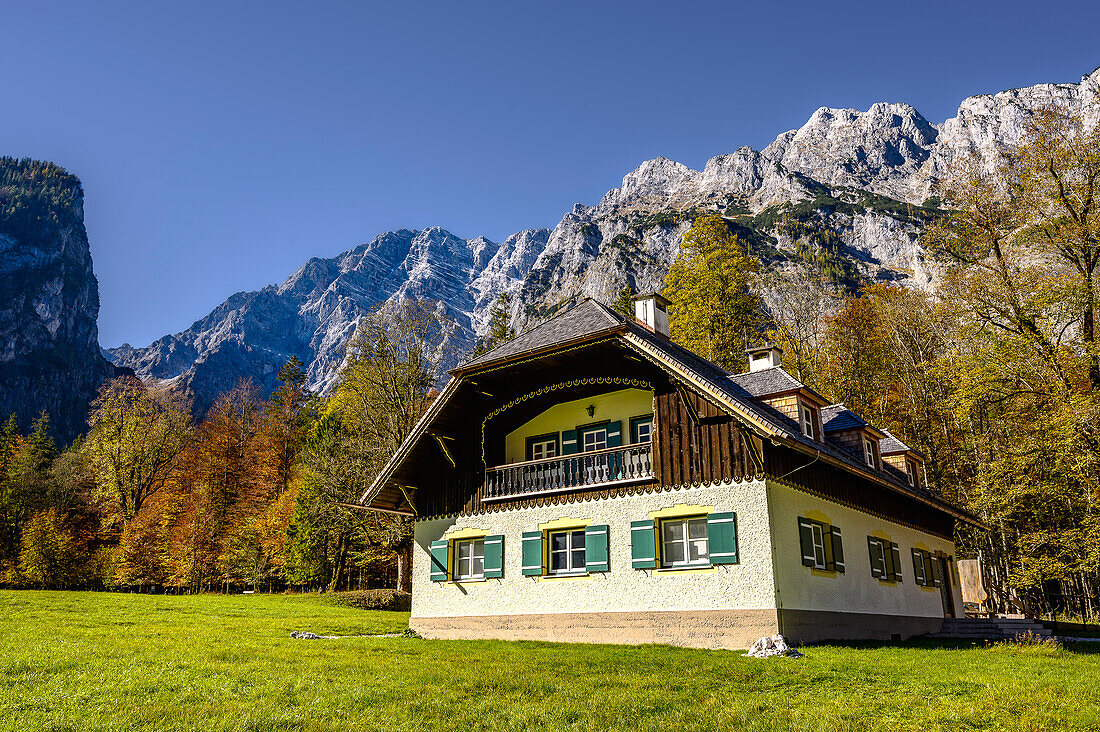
[{"xmin": 10, "ymin": 68, "xmax": 1100, "ymax": 425}]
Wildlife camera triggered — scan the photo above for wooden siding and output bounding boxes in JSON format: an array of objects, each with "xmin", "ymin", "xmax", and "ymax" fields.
[
  {"xmin": 765, "ymin": 445, "xmax": 953, "ymax": 538},
  {"xmin": 762, "ymin": 394, "xmax": 799, "ymax": 421},
  {"xmin": 654, "ymin": 388, "xmax": 758, "ymax": 487}
]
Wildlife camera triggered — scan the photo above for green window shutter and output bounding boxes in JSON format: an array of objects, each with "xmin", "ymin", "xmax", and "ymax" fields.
[
  {"xmin": 483, "ymin": 534, "xmax": 504, "ymax": 578},
  {"xmin": 606, "ymin": 420, "xmax": 623, "ymax": 448},
  {"xmin": 561, "ymin": 429, "xmax": 579, "ymax": 455},
  {"xmin": 707, "ymin": 512, "xmax": 738, "ymax": 564},
  {"xmin": 867, "ymin": 537, "xmax": 883, "ymax": 579},
  {"xmin": 630, "ymin": 520, "xmax": 657, "ymax": 569},
  {"xmin": 890, "ymin": 543, "xmax": 903, "ymax": 582},
  {"xmin": 912, "ymin": 549, "xmax": 925, "ymax": 586},
  {"xmin": 929, "ymin": 556, "xmax": 942, "ymax": 587},
  {"xmin": 521, "ymin": 531, "xmax": 543, "ymax": 576},
  {"xmin": 430, "ymin": 540, "xmax": 449, "ymax": 582},
  {"xmin": 584, "ymin": 524, "xmax": 610, "ymax": 572},
  {"xmin": 829, "ymin": 526, "xmax": 845, "ymax": 573},
  {"xmin": 798, "ymin": 518, "xmax": 816, "ymax": 567}
]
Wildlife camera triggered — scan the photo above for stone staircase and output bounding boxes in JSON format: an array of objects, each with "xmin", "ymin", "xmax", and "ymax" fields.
[{"xmin": 930, "ymin": 617, "xmax": 1053, "ymax": 641}]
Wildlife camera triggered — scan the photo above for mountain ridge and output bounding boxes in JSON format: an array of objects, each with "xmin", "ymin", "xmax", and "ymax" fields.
[{"xmin": 105, "ymin": 66, "xmax": 1100, "ymax": 413}]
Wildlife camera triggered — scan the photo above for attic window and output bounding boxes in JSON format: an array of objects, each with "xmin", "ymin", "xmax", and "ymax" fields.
[
  {"xmin": 799, "ymin": 404, "xmax": 816, "ymax": 439},
  {"xmin": 906, "ymin": 459, "xmax": 918, "ymax": 487},
  {"xmin": 862, "ymin": 437, "xmax": 876, "ymax": 468}
]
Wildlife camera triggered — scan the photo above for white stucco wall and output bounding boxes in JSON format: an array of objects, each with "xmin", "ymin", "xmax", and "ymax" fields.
[
  {"xmin": 411, "ymin": 480, "xmax": 776, "ymax": 619},
  {"xmin": 766, "ymin": 479, "xmax": 964, "ymax": 618}
]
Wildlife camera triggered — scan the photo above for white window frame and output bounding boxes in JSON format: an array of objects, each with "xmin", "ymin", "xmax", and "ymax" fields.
[
  {"xmin": 582, "ymin": 428, "xmax": 608, "ymax": 453},
  {"xmin": 863, "ymin": 437, "xmax": 876, "ymax": 468},
  {"xmin": 906, "ymin": 459, "xmax": 917, "ymax": 487},
  {"xmin": 660, "ymin": 516, "xmax": 710, "ymax": 568},
  {"xmin": 809, "ymin": 522, "xmax": 827, "ymax": 569},
  {"xmin": 632, "ymin": 417, "xmax": 653, "ymax": 444},
  {"xmin": 530, "ymin": 438, "xmax": 558, "ymax": 461},
  {"xmin": 800, "ymin": 404, "xmax": 815, "ymax": 439},
  {"xmin": 869, "ymin": 538, "xmax": 888, "ymax": 578},
  {"xmin": 454, "ymin": 538, "xmax": 485, "ymax": 581},
  {"xmin": 548, "ymin": 528, "xmax": 587, "ymax": 575}
]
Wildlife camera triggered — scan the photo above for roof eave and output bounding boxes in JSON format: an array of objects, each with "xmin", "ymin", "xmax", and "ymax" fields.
[{"xmin": 770, "ymin": 434, "xmax": 987, "ymax": 529}]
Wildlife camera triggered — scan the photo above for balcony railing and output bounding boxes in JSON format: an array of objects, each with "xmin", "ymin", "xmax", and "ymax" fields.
[{"xmin": 483, "ymin": 443, "xmax": 653, "ymax": 502}]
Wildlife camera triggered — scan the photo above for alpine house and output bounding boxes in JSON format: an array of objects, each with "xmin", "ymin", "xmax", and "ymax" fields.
[{"xmin": 360, "ymin": 295, "xmax": 982, "ymax": 648}]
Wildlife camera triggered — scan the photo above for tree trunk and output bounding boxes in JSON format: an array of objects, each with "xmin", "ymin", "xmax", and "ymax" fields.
[
  {"xmin": 328, "ymin": 533, "xmax": 348, "ymax": 592},
  {"xmin": 396, "ymin": 540, "xmax": 413, "ymax": 594}
]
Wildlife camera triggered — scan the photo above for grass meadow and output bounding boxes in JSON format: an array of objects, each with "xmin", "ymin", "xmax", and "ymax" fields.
[{"xmin": 2, "ymin": 591, "xmax": 1099, "ymax": 731}]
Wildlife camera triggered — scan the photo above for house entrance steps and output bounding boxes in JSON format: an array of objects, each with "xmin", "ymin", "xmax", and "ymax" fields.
[{"xmin": 930, "ymin": 616, "xmax": 1053, "ymax": 640}]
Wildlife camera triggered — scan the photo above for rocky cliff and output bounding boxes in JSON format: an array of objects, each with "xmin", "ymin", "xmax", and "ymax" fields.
[
  {"xmin": 106, "ymin": 67, "xmax": 1100, "ymax": 410},
  {"xmin": 0, "ymin": 158, "xmax": 121, "ymax": 442}
]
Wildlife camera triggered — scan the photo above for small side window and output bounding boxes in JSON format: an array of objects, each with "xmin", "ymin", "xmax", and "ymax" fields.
[
  {"xmin": 863, "ymin": 437, "xmax": 876, "ymax": 468},
  {"xmin": 800, "ymin": 404, "xmax": 815, "ymax": 439}
]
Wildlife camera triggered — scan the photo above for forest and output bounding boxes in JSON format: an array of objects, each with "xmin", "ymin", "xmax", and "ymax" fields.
[{"xmin": 2, "ymin": 104, "xmax": 1098, "ymax": 620}]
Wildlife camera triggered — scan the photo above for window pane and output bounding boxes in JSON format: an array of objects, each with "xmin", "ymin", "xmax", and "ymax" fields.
[
  {"xmin": 472, "ymin": 556, "xmax": 483, "ymax": 576},
  {"xmin": 690, "ymin": 538, "xmax": 709, "ymax": 562},
  {"xmin": 472, "ymin": 539, "xmax": 484, "ymax": 560},
  {"xmin": 663, "ymin": 539, "xmax": 685, "ymax": 564},
  {"xmin": 571, "ymin": 530, "xmax": 586, "ymax": 549},
  {"xmin": 572, "ymin": 548, "xmax": 586, "ymax": 570},
  {"xmin": 663, "ymin": 520, "xmax": 684, "ymax": 543},
  {"xmin": 688, "ymin": 518, "xmax": 708, "ymax": 539},
  {"xmin": 550, "ymin": 551, "xmax": 567, "ymax": 571},
  {"xmin": 458, "ymin": 541, "xmax": 472, "ymax": 560},
  {"xmin": 551, "ymin": 533, "xmax": 568, "ymax": 551}
]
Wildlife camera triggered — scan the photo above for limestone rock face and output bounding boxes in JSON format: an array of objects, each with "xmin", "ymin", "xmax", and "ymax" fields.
[
  {"xmin": 107, "ymin": 67, "xmax": 1100, "ymax": 411},
  {"xmin": 0, "ymin": 160, "xmax": 121, "ymax": 442}
]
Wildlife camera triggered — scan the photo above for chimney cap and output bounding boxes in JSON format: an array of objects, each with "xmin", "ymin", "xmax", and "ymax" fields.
[
  {"xmin": 631, "ymin": 292, "xmax": 672, "ymax": 308},
  {"xmin": 745, "ymin": 344, "xmax": 784, "ymax": 372}
]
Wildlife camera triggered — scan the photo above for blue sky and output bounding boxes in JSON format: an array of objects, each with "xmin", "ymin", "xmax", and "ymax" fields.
[{"xmin": 3, "ymin": 1, "xmax": 1098, "ymax": 347}]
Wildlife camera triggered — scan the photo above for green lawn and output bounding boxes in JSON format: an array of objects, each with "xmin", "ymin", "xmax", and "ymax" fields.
[{"xmin": 2, "ymin": 591, "xmax": 1098, "ymax": 731}]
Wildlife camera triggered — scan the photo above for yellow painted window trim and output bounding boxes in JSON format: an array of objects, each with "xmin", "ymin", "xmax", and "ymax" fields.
[
  {"xmin": 652, "ymin": 566, "xmax": 718, "ymax": 576},
  {"xmin": 810, "ymin": 568, "xmax": 839, "ymax": 579},
  {"xmin": 648, "ymin": 503, "xmax": 716, "ymax": 520},
  {"xmin": 445, "ymin": 527, "xmax": 490, "ymax": 540},
  {"xmin": 538, "ymin": 573, "xmax": 593, "ymax": 582},
  {"xmin": 538, "ymin": 517, "xmax": 592, "ymax": 531}
]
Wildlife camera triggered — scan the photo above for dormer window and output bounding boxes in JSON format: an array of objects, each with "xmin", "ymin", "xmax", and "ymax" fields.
[
  {"xmin": 799, "ymin": 404, "xmax": 816, "ymax": 439},
  {"xmin": 906, "ymin": 459, "xmax": 919, "ymax": 487},
  {"xmin": 862, "ymin": 436, "xmax": 876, "ymax": 468}
]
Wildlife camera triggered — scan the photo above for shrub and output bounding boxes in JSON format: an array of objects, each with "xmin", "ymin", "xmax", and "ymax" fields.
[{"xmin": 327, "ymin": 589, "xmax": 411, "ymax": 611}]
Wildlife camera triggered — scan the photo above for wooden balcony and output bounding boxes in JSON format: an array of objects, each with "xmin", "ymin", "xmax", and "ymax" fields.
[{"xmin": 483, "ymin": 443, "xmax": 654, "ymax": 502}]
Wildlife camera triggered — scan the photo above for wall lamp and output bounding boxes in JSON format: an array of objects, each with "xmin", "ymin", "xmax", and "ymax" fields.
[{"xmin": 586, "ymin": 404, "xmax": 596, "ymax": 417}]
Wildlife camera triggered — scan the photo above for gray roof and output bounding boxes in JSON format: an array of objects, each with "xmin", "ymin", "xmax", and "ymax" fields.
[
  {"xmin": 880, "ymin": 428, "xmax": 921, "ymax": 457},
  {"xmin": 457, "ymin": 299, "xmax": 621, "ymax": 370},
  {"xmin": 822, "ymin": 404, "xmax": 868, "ymax": 432},
  {"xmin": 727, "ymin": 366, "xmax": 804, "ymax": 398}
]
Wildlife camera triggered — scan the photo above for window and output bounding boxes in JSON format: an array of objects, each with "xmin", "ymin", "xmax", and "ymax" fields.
[
  {"xmin": 454, "ymin": 538, "xmax": 485, "ymax": 580},
  {"xmin": 906, "ymin": 459, "xmax": 919, "ymax": 487},
  {"xmin": 630, "ymin": 415, "xmax": 653, "ymax": 444},
  {"xmin": 912, "ymin": 548, "xmax": 941, "ymax": 588},
  {"xmin": 581, "ymin": 427, "xmax": 607, "ymax": 452},
  {"xmin": 798, "ymin": 517, "xmax": 845, "ymax": 572},
  {"xmin": 867, "ymin": 537, "xmax": 902, "ymax": 582},
  {"xmin": 800, "ymin": 404, "xmax": 816, "ymax": 439},
  {"xmin": 863, "ymin": 437, "xmax": 876, "ymax": 468},
  {"xmin": 526, "ymin": 433, "xmax": 559, "ymax": 461},
  {"xmin": 548, "ymin": 529, "xmax": 587, "ymax": 574},
  {"xmin": 660, "ymin": 516, "xmax": 710, "ymax": 568}
]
